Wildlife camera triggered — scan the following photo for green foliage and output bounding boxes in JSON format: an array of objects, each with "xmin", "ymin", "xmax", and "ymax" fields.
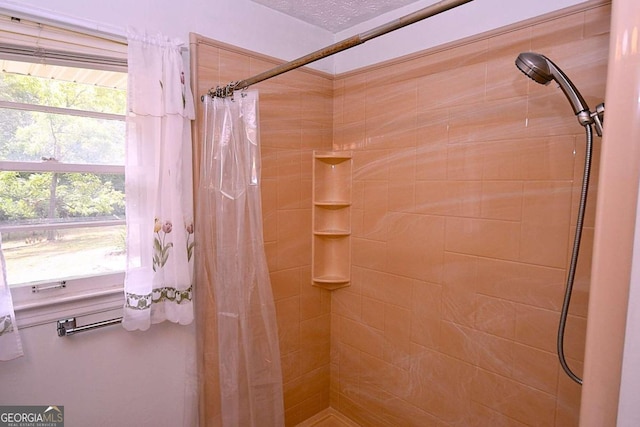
[
  {"xmin": 0, "ymin": 172, "xmax": 125, "ymax": 223},
  {"xmin": 0, "ymin": 68, "xmax": 127, "ymax": 226},
  {"xmin": 0, "ymin": 71, "xmax": 126, "ymax": 164},
  {"xmin": 0, "ymin": 71, "xmax": 126, "ymax": 112},
  {"xmin": 57, "ymin": 173, "xmax": 125, "ymax": 217}
]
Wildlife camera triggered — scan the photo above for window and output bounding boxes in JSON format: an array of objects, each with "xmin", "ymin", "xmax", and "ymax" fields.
[{"xmin": 0, "ymin": 14, "xmax": 128, "ymax": 315}]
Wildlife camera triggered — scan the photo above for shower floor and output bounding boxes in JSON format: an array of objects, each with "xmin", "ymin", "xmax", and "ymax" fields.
[{"xmin": 295, "ymin": 408, "xmax": 360, "ymax": 427}]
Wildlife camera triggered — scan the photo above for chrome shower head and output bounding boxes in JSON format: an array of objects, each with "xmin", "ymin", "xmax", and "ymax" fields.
[{"xmin": 516, "ymin": 52, "xmax": 590, "ymax": 117}]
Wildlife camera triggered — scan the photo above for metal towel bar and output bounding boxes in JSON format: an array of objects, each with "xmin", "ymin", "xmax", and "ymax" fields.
[{"xmin": 57, "ymin": 316, "xmax": 123, "ymax": 337}]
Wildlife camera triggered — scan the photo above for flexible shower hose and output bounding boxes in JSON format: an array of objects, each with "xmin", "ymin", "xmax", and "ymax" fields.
[{"xmin": 558, "ymin": 124, "xmax": 593, "ymax": 385}]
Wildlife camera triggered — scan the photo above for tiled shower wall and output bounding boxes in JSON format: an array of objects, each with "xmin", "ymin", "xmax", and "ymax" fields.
[
  {"xmin": 190, "ymin": 38, "xmax": 335, "ymax": 425},
  {"xmin": 331, "ymin": 2, "xmax": 609, "ymax": 426},
  {"xmin": 190, "ymin": 0, "xmax": 610, "ymax": 425}
]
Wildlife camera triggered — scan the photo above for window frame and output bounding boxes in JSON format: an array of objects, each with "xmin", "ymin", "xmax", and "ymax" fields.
[{"xmin": 0, "ymin": 14, "xmax": 129, "ymax": 327}]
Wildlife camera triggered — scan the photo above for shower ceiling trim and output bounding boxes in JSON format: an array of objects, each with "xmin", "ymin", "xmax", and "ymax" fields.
[{"xmin": 249, "ymin": 0, "xmax": 426, "ymax": 33}]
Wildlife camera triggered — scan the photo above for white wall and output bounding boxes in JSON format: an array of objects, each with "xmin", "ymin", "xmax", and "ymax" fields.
[
  {"xmin": 0, "ymin": 0, "xmax": 591, "ymax": 75},
  {"xmin": 0, "ymin": 0, "xmax": 336, "ymax": 73},
  {"xmin": 331, "ymin": 0, "xmax": 591, "ymax": 73},
  {"xmin": 0, "ymin": 309, "xmax": 197, "ymax": 427}
]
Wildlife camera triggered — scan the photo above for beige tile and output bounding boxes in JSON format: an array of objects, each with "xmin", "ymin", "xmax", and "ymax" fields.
[
  {"xmin": 332, "ymin": 289, "xmax": 362, "ymax": 322},
  {"xmin": 300, "ymin": 273, "xmax": 331, "ymax": 321},
  {"xmin": 260, "ymin": 90, "xmax": 303, "ymax": 123},
  {"xmin": 262, "ymin": 118, "xmax": 302, "ymax": 149},
  {"xmin": 406, "ymin": 348, "xmax": 476, "ymax": 424},
  {"xmin": 333, "ymin": 121, "xmax": 366, "ymax": 151},
  {"xmin": 334, "ymin": 342, "xmax": 361, "ymax": 399},
  {"xmin": 511, "ymin": 343, "xmax": 559, "ymax": 395},
  {"xmin": 416, "ymin": 108, "xmax": 449, "ymax": 148},
  {"xmin": 272, "ymin": 268, "xmax": 302, "ymax": 300},
  {"xmin": 584, "ymin": 4, "xmax": 612, "ymax": 38},
  {"xmin": 276, "ymin": 150, "xmax": 302, "ymax": 210},
  {"xmin": 468, "ymin": 402, "xmax": 529, "ymax": 427},
  {"xmin": 447, "ymin": 98, "xmax": 527, "ymax": 144},
  {"xmin": 531, "ymin": 13, "xmax": 586, "ymax": 53},
  {"xmin": 362, "ymin": 180, "xmax": 389, "ymax": 241},
  {"xmin": 386, "ymin": 213, "xmax": 445, "ymax": 283},
  {"xmin": 481, "ymin": 139, "xmax": 527, "ymax": 181},
  {"xmin": 442, "ymin": 252, "xmax": 478, "ymax": 327},
  {"xmin": 382, "ymin": 396, "xmax": 444, "ymax": 427},
  {"xmin": 361, "ymin": 296, "xmax": 385, "ymax": 331},
  {"xmin": 218, "ymin": 49, "xmax": 250, "ymax": 85},
  {"xmin": 277, "ymin": 209, "xmax": 312, "ymax": 270},
  {"xmin": 475, "ymin": 331, "xmax": 514, "ymax": 378},
  {"xmin": 359, "ymin": 269, "xmax": 416, "ymax": 309},
  {"xmin": 300, "ymin": 315, "xmax": 331, "ymax": 374},
  {"xmin": 555, "ymin": 358, "xmax": 583, "ymax": 427},
  {"xmin": 284, "ymin": 365, "xmax": 331, "ymax": 411},
  {"xmin": 415, "ymin": 139, "xmax": 449, "ymax": 182},
  {"xmin": 568, "ymin": 225, "xmax": 593, "ymax": 317},
  {"xmin": 365, "ymin": 79, "xmax": 417, "ymax": 149},
  {"xmin": 475, "ymin": 257, "xmax": 567, "ymax": 311},
  {"xmin": 262, "ymin": 178, "xmax": 279, "ymax": 242},
  {"xmin": 445, "ymin": 216, "xmax": 520, "ymax": 261},
  {"xmin": 486, "ymin": 27, "xmax": 532, "ymax": 102},
  {"xmin": 521, "ymin": 136, "xmax": 576, "ymax": 181},
  {"xmin": 443, "ymin": 252, "xmax": 478, "ymax": 288},
  {"xmin": 294, "ymin": 393, "xmax": 331, "ymax": 427},
  {"xmin": 353, "ymin": 149, "xmax": 390, "ymax": 181},
  {"xmin": 480, "ymin": 181, "xmax": 523, "ymax": 221},
  {"xmin": 388, "ymin": 148, "xmax": 417, "ymax": 213},
  {"xmin": 475, "ymin": 294, "xmax": 516, "ymax": 339},
  {"xmin": 383, "ymin": 304, "xmax": 413, "ymax": 369},
  {"xmin": 409, "ymin": 281, "xmax": 443, "ymax": 349},
  {"xmin": 446, "ymin": 142, "xmax": 485, "ymax": 180},
  {"xmin": 295, "ymin": 408, "xmax": 360, "ymax": 427},
  {"xmin": 417, "ymin": 57, "xmax": 487, "ymax": 108},
  {"xmin": 415, "ymin": 180, "xmax": 482, "ymax": 217},
  {"xmin": 438, "ymin": 321, "xmax": 477, "ymax": 364},
  {"xmin": 515, "ymin": 304, "xmax": 559, "ymax": 352},
  {"xmin": 562, "ymin": 314, "xmax": 587, "ymax": 362},
  {"xmin": 358, "ymin": 352, "xmax": 411, "ymax": 402},
  {"xmin": 351, "ymin": 237, "xmax": 386, "ymax": 270},
  {"xmin": 277, "ymin": 296, "xmax": 301, "ymax": 354},
  {"xmin": 471, "ymin": 368, "xmax": 557, "ymax": 426},
  {"xmin": 520, "ymin": 181, "xmax": 573, "ymax": 268},
  {"xmin": 282, "ymin": 350, "xmax": 302, "ymax": 384},
  {"xmin": 339, "ymin": 317, "xmax": 384, "ymax": 359},
  {"xmin": 442, "ymin": 285, "xmax": 477, "ymax": 328}
]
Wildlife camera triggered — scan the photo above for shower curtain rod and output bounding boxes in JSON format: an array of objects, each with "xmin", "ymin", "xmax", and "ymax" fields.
[{"xmin": 205, "ymin": 0, "xmax": 474, "ymax": 98}]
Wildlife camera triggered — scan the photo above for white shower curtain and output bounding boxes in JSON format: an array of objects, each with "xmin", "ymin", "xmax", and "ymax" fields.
[{"xmin": 198, "ymin": 92, "xmax": 284, "ymax": 426}]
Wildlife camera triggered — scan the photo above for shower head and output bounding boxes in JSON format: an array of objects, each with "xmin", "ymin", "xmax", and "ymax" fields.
[{"xmin": 515, "ymin": 52, "xmax": 590, "ymax": 117}]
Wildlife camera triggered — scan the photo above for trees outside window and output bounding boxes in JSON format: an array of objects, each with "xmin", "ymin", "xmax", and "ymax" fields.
[{"xmin": 0, "ymin": 61, "xmax": 127, "ymax": 286}]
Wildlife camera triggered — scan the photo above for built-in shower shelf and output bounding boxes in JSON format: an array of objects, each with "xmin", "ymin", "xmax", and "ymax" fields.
[
  {"xmin": 312, "ymin": 275, "xmax": 351, "ymax": 290},
  {"xmin": 314, "ymin": 201, "xmax": 351, "ymax": 207},
  {"xmin": 313, "ymin": 153, "xmax": 352, "ymax": 162},
  {"xmin": 313, "ymin": 230, "xmax": 351, "ymax": 236},
  {"xmin": 312, "ymin": 151, "xmax": 352, "ymax": 290}
]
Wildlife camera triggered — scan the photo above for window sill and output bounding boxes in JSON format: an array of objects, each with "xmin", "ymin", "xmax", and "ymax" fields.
[{"xmin": 12, "ymin": 274, "xmax": 125, "ymax": 330}]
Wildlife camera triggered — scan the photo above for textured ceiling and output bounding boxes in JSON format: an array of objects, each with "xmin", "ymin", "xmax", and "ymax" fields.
[{"xmin": 250, "ymin": 0, "xmax": 422, "ymax": 33}]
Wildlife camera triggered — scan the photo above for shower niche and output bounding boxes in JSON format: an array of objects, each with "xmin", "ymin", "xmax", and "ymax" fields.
[{"xmin": 312, "ymin": 151, "xmax": 352, "ymax": 290}]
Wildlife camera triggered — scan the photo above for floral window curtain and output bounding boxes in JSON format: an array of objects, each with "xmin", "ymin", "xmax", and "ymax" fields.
[
  {"xmin": 0, "ymin": 234, "xmax": 23, "ymax": 361},
  {"xmin": 123, "ymin": 29, "xmax": 195, "ymax": 331}
]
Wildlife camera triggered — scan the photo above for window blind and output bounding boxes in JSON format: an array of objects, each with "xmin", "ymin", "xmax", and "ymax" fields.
[{"xmin": 0, "ymin": 13, "xmax": 127, "ymax": 70}]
